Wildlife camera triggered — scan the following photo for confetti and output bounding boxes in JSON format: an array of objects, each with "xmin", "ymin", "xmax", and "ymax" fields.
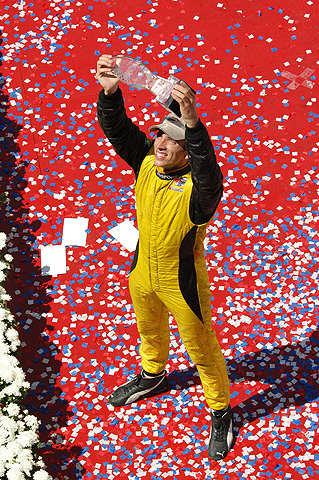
[
  {"xmin": 40, "ymin": 245, "xmax": 67, "ymax": 276},
  {"xmin": 108, "ymin": 220, "xmax": 139, "ymax": 253},
  {"xmin": 1, "ymin": 0, "xmax": 319, "ymax": 478},
  {"xmin": 62, "ymin": 217, "xmax": 89, "ymax": 247}
]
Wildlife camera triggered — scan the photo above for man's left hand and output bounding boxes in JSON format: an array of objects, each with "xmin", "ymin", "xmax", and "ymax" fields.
[{"xmin": 170, "ymin": 81, "xmax": 199, "ymax": 128}]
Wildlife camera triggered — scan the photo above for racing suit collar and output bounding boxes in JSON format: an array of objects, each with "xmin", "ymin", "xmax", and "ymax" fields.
[{"xmin": 156, "ymin": 163, "xmax": 191, "ymax": 180}]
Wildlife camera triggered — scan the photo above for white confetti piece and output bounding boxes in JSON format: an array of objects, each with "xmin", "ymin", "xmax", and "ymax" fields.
[
  {"xmin": 62, "ymin": 217, "xmax": 89, "ymax": 247},
  {"xmin": 108, "ymin": 220, "xmax": 139, "ymax": 252},
  {"xmin": 40, "ymin": 245, "xmax": 67, "ymax": 276}
]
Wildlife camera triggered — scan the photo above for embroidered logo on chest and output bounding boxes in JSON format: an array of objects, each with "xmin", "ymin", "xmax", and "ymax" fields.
[{"xmin": 168, "ymin": 176, "xmax": 188, "ymax": 193}]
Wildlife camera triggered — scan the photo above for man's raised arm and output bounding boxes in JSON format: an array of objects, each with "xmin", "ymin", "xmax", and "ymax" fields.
[{"xmin": 96, "ymin": 54, "xmax": 152, "ymax": 176}]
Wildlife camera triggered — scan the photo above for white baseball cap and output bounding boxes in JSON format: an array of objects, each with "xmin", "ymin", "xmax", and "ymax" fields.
[{"xmin": 149, "ymin": 113, "xmax": 186, "ymax": 141}]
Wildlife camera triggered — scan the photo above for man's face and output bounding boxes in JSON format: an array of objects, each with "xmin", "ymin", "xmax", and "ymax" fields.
[{"xmin": 154, "ymin": 131, "xmax": 188, "ymax": 172}]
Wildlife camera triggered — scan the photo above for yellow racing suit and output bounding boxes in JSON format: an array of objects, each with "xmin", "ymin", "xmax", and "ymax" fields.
[{"xmin": 97, "ymin": 88, "xmax": 230, "ymax": 410}]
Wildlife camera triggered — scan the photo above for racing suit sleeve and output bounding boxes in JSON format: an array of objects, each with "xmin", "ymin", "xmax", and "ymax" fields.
[
  {"xmin": 97, "ymin": 88, "xmax": 152, "ymax": 177},
  {"xmin": 186, "ymin": 120, "xmax": 223, "ymax": 225}
]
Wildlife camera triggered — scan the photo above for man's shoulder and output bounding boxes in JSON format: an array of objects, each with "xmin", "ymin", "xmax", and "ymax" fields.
[{"xmin": 140, "ymin": 145, "xmax": 155, "ymax": 169}]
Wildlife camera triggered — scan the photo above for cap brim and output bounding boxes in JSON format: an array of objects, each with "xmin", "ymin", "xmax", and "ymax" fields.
[
  {"xmin": 148, "ymin": 124, "xmax": 185, "ymax": 141},
  {"xmin": 149, "ymin": 125, "xmax": 160, "ymax": 133}
]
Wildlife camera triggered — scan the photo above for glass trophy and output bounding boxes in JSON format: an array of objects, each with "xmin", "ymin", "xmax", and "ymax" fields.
[{"xmin": 110, "ymin": 55, "xmax": 188, "ymax": 117}]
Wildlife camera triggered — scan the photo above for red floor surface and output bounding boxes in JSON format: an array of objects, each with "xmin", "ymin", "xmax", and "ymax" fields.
[{"xmin": 1, "ymin": 0, "xmax": 319, "ymax": 479}]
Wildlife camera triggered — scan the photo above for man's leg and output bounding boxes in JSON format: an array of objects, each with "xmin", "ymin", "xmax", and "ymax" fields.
[
  {"xmin": 108, "ymin": 269, "xmax": 170, "ymax": 406},
  {"xmin": 160, "ymin": 283, "xmax": 230, "ymax": 409},
  {"xmin": 158, "ymin": 286, "xmax": 232, "ymax": 460},
  {"xmin": 129, "ymin": 268, "xmax": 170, "ymax": 375}
]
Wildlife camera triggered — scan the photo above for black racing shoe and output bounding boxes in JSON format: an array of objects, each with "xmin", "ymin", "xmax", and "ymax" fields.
[
  {"xmin": 208, "ymin": 405, "xmax": 233, "ymax": 461},
  {"xmin": 109, "ymin": 371, "xmax": 168, "ymax": 407}
]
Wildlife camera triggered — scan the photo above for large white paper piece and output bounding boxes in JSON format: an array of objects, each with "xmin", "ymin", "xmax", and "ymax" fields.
[
  {"xmin": 62, "ymin": 217, "xmax": 89, "ymax": 247},
  {"xmin": 40, "ymin": 245, "xmax": 67, "ymax": 276},
  {"xmin": 108, "ymin": 220, "xmax": 139, "ymax": 252}
]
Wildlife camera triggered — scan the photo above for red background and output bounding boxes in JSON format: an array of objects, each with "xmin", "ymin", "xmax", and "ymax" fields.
[{"xmin": 1, "ymin": 0, "xmax": 319, "ymax": 478}]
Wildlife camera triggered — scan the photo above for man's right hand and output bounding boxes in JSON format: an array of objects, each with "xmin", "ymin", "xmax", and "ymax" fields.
[{"xmin": 96, "ymin": 54, "xmax": 120, "ymax": 95}]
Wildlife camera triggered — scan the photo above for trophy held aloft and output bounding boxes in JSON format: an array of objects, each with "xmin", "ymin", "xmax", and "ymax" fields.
[{"xmin": 110, "ymin": 55, "xmax": 195, "ymax": 118}]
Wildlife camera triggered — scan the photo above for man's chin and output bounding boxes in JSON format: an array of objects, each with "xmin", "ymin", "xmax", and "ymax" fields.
[{"xmin": 154, "ymin": 159, "xmax": 168, "ymax": 168}]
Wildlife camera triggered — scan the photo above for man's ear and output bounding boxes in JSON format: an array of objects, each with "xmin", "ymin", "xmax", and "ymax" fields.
[{"xmin": 184, "ymin": 152, "xmax": 189, "ymax": 160}]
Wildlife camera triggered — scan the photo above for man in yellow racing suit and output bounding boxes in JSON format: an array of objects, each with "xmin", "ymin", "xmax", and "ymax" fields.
[{"xmin": 96, "ymin": 54, "xmax": 233, "ymax": 461}]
